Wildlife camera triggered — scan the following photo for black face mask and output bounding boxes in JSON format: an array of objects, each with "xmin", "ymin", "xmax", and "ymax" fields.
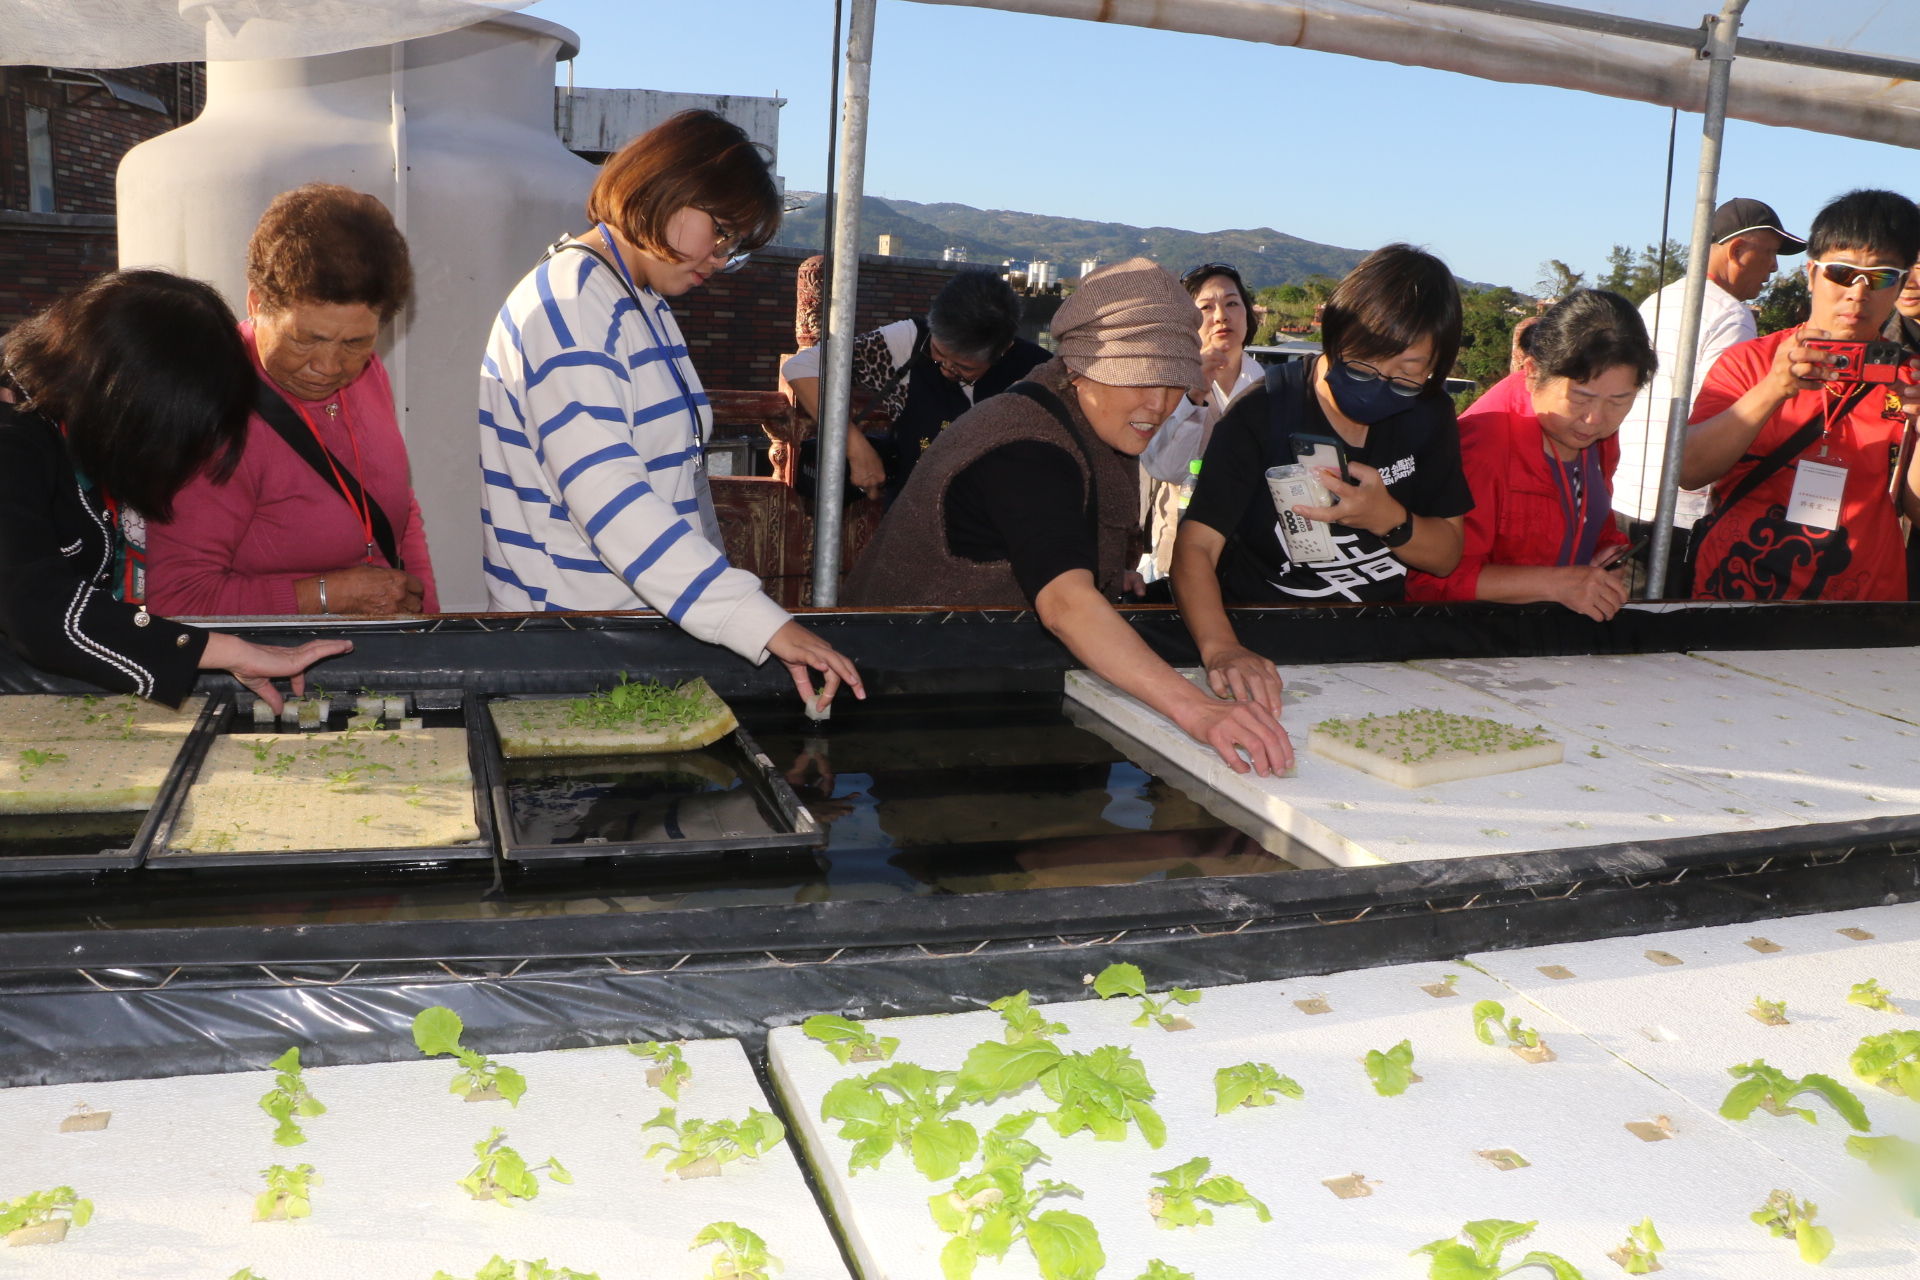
[{"xmin": 1327, "ymin": 360, "xmax": 1418, "ymax": 424}]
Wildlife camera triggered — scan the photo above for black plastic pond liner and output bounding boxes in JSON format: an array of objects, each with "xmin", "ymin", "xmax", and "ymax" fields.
[{"xmin": 1, "ymin": 600, "xmax": 1917, "ymax": 1086}]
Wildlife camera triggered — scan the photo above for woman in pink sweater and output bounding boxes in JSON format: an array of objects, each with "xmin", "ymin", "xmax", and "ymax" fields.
[{"xmin": 147, "ymin": 184, "xmax": 437, "ymax": 616}]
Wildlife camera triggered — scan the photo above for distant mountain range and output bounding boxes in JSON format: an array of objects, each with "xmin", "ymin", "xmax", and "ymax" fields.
[{"xmin": 774, "ymin": 192, "xmax": 1371, "ymax": 291}]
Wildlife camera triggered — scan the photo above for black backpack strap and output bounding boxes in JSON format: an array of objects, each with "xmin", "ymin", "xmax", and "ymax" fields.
[
  {"xmin": 1690, "ymin": 381, "xmax": 1874, "ymax": 549},
  {"xmin": 252, "ymin": 379, "xmax": 402, "ymax": 569},
  {"xmin": 1002, "ymin": 380, "xmax": 1102, "ymax": 527}
]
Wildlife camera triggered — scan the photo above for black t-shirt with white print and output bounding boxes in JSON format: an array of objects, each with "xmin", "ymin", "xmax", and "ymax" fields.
[{"xmin": 1182, "ymin": 360, "xmax": 1472, "ymax": 603}]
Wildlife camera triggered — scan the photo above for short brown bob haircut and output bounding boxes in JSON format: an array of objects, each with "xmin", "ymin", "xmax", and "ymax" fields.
[
  {"xmin": 587, "ymin": 109, "xmax": 781, "ymax": 262},
  {"xmin": 4, "ymin": 269, "xmax": 252, "ymax": 522},
  {"xmin": 247, "ymin": 183, "xmax": 413, "ymax": 322},
  {"xmin": 1319, "ymin": 243, "xmax": 1463, "ymax": 397}
]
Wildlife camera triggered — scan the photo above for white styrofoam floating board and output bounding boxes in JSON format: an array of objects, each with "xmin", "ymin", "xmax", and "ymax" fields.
[
  {"xmin": 1, "ymin": 1039, "xmax": 850, "ymax": 1280},
  {"xmin": 1466, "ymin": 900, "xmax": 1920, "ymax": 1226},
  {"xmin": 768, "ymin": 959, "xmax": 1920, "ymax": 1279},
  {"xmin": 1066, "ymin": 663, "xmax": 1784, "ymax": 866},
  {"xmin": 1415, "ymin": 653, "xmax": 1920, "ymax": 826},
  {"xmin": 1690, "ymin": 646, "xmax": 1920, "ymax": 727}
]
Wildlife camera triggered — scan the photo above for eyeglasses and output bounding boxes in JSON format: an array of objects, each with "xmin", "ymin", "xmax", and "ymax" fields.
[
  {"xmin": 1341, "ymin": 358, "xmax": 1426, "ymax": 397},
  {"xmin": 928, "ymin": 338, "xmax": 992, "ymax": 384},
  {"xmin": 1181, "ymin": 262, "xmax": 1242, "ymax": 286},
  {"xmin": 704, "ymin": 213, "xmax": 752, "ymax": 275},
  {"xmin": 1808, "ymin": 260, "xmax": 1907, "ymax": 291}
]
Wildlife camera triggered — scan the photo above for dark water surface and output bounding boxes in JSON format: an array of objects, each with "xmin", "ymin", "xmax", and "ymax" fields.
[{"xmin": 0, "ymin": 693, "xmax": 1298, "ymax": 930}]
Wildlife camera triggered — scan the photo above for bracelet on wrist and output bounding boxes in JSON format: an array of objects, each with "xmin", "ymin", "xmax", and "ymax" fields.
[{"xmin": 316, "ymin": 577, "xmax": 329, "ymax": 614}]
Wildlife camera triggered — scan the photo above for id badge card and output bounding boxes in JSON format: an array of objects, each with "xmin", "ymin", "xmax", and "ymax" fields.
[{"xmin": 1785, "ymin": 458, "xmax": 1846, "ymax": 531}]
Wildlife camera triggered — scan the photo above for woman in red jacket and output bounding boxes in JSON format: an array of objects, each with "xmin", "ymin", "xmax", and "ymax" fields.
[{"xmin": 1408, "ymin": 290, "xmax": 1654, "ymax": 620}]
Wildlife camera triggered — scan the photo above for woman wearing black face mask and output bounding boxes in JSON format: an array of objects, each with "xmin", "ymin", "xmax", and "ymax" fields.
[{"xmin": 1170, "ymin": 243, "xmax": 1471, "ymax": 713}]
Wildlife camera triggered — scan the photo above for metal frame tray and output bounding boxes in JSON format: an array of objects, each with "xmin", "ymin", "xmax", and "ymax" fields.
[
  {"xmin": 0, "ymin": 698, "xmax": 222, "ymax": 877},
  {"xmin": 477, "ymin": 694, "xmax": 824, "ymax": 865},
  {"xmin": 139, "ymin": 697, "xmax": 498, "ymax": 871}
]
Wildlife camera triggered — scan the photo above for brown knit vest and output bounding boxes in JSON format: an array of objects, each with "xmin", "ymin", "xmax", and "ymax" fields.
[{"xmin": 843, "ymin": 357, "xmax": 1141, "ymax": 606}]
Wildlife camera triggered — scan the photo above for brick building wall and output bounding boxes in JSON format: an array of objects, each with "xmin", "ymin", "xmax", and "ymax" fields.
[
  {"xmin": 0, "ymin": 64, "xmax": 203, "ymax": 333},
  {"xmin": 672, "ymin": 244, "xmax": 977, "ymax": 392}
]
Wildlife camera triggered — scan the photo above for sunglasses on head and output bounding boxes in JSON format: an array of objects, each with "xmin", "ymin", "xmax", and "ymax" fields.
[
  {"xmin": 1808, "ymin": 260, "xmax": 1907, "ymax": 291},
  {"xmin": 1181, "ymin": 262, "xmax": 1242, "ymax": 286}
]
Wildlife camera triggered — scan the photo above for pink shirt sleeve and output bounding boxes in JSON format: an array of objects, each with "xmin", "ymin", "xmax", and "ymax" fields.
[{"xmin": 145, "ymin": 444, "xmax": 304, "ymax": 616}]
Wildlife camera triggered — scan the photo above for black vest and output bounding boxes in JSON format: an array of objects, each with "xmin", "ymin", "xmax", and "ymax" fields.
[{"xmin": 889, "ymin": 330, "xmax": 1051, "ymax": 501}]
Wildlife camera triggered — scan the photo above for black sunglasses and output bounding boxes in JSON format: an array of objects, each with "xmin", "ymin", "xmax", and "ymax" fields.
[{"xmin": 1181, "ymin": 261, "xmax": 1243, "ymax": 286}]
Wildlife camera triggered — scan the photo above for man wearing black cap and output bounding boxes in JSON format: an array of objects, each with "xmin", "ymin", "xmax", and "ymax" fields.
[{"xmin": 1616, "ymin": 197, "xmax": 1805, "ymax": 595}]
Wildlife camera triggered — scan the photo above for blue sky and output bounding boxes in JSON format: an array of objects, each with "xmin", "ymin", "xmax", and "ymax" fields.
[{"xmin": 526, "ymin": 0, "xmax": 1916, "ymax": 293}]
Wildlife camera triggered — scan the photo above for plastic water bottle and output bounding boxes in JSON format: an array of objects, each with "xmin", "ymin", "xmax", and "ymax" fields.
[{"xmin": 1177, "ymin": 458, "xmax": 1202, "ymax": 511}]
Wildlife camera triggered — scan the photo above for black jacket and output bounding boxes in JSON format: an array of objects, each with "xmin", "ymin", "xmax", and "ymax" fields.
[{"xmin": 0, "ymin": 400, "xmax": 207, "ymax": 704}]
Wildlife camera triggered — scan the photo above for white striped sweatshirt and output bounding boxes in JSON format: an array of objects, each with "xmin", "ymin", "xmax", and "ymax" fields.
[{"xmin": 478, "ymin": 246, "xmax": 790, "ymax": 662}]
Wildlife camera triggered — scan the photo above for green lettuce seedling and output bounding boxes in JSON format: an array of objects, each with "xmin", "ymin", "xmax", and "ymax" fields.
[
  {"xmin": 1214, "ymin": 1061, "xmax": 1304, "ymax": 1114},
  {"xmin": 947, "ymin": 1037, "xmax": 1165, "ymax": 1149},
  {"xmin": 1364, "ymin": 1040, "xmax": 1418, "ymax": 1096},
  {"xmin": 644, "ymin": 1106, "xmax": 785, "ymax": 1176},
  {"xmin": 459, "ymin": 1128, "xmax": 570, "ymax": 1204},
  {"xmin": 15, "ymin": 747, "xmax": 68, "ymax": 780},
  {"xmin": 1133, "ymin": 1264, "xmax": 1193, "ymax": 1280},
  {"xmin": 1147, "ymin": 1156, "xmax": 1271, "ymax": 1229},
  {"xmin": 928, "ymin": 1112, "xmax": 1104, "ymax": 1280},
  {"xmin": 1846, "ymin": 1134, "xmax": 1920, "ymax": 1215},
  {"xmin": 1471, "ymin": 1001, "xmax": 1543, "ymax": 1051},
  {"xmin": 566, "ymin": 674, "xmax": 712, "ymax": 731},
  {"xmin": 1610, "ymin": 1217, "xmax": 1664, "ymax": 1274},
  {"xmin": 821, "ymin": 1062, "xmax": 976, "ymax": 1179},
  {"xmin": 253, "ymin": 1164, "xmax": 317, "ymax": 1222},
  {"xmin": 1413, "ymin": 1218, "xmax": 1585, "ymax": 1279},
  {"xmin": 258, "ymin": 1047, "xmax": 326, "ymax": 1146},
  {"xmin": 1753, "ymin": 996, "xmax": 1790, "ymax": 1025},
  {"xmin": 1849, "ymin": 979, "xmax": 1898, "ymax": 1012},
  {"xmin": 0, "ymin": 1186, "xmax": 93, "ymax": 1239},
  {"xmin": 627, "ymin": 1041, "xmax": 691, "ymax": 1100},
  {"xmin": 991, "ymin": 990, "xmax": 1067, "ymax": 1045},
  {"xmin": 691, "ymin": 1221, "xmax": 780, "ymax": 1280},
  {"xmin": 1851, "ymin": 1030, "xmax": 1920, "ymax": 1098},
  {"xmin": 230, "ymin": 1269, "xmax": 270, "ymax": 1280},
  {"xmin": 1751, "ymin": 1189, "xmax": 1833, "ymax": 1264},
  {"xmin": 802, "ymin": 1013, "xmax": 900, "ymax": 1065},
  {"xmin": 431, "ymin": 1258, "xmax": 601, "ymax": 1280},
  {"xmin": 1719, "ymin": 1060, "xmax": 1870, "ymax": 1130},
  {"xmin": 412, "ymin": 1007, "xmax": 528, "ymax": 1106},
  {"xmin": 1091, "ymin": 962, "xmax": 1200, "ymax": 1030}
]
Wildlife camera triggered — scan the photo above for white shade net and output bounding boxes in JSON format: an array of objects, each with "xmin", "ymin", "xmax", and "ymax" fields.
[
  {"xmin": 0, "ymin": 0, "xmax": 535, "ymax": 66},
  {"xmin": 906, "ymin": 0, "xmax": 1920, "ymax": 148}
]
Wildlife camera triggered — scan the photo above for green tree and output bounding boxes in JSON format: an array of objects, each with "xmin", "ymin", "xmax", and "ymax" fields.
[
  {"xmin": 1454, "ymin": 285, "xmax": 1531, "ymax": 392},
  {"xmin": 1755, "ymin": 271, "xmax": 1809, "ymax": 334},
  {"xmin": 1596, "ymin": 240, "xmax": 1687, "ymax": 304},
  {"xmin": 1534, "ymin": 259, "xmax": 1585, "ymax": 300}
]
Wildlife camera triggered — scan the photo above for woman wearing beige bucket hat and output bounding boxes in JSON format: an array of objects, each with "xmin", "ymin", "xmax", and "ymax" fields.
[{"xmin": 843, "ymin": 258, "xmax": 1292, "ymax": 777}]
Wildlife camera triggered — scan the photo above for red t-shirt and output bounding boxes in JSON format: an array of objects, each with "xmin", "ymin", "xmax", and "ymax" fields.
[{"xmin": 1689, "ymin": 328, "xmax": 1909, "ymax": 601}]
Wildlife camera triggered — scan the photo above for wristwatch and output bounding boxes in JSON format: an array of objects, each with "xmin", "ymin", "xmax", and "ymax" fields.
[{"xmin": 1380, "ymin": 514, "xmax": 1416, "ymax": 548}]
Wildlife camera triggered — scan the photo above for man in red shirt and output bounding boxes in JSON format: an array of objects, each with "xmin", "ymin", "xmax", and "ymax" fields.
[{"xmin": 1682, "ymin": 189, "xmax": 1920, "ymax": 600}]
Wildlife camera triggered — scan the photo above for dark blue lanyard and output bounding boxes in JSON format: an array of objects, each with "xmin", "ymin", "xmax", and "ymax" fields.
[
  {"xmin": 1547, "ymin": 443, "xmax": 1602, "ymax": 566},
  {"xmin": 596, "ymin": 223, "xmax": 704, "ymax": 455}
]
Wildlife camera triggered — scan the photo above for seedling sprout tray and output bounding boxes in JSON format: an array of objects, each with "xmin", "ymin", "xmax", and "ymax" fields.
[
  {"xmin": 0, "ymin": 696, "xmax": 218, "ymax": 876},
  {"xmin": 140, "ymin": 695, "xmax": 497, "ymax": 871},
  {"xmin": 478, "ymin": 695, "xmax": 824, "ymax": 865}
]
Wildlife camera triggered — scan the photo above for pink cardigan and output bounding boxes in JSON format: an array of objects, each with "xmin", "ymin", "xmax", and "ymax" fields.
[{"xmin": 146, "ymin": 323, "xmax": 438, "ymax": 615}]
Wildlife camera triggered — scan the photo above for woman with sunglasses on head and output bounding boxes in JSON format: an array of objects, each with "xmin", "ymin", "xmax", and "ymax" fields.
[
  {"xmin": 478, "ymin": 109, "xmax": 862, "ymax": 711},
  {"xmin": 1681, "ymin": 189, "xmax": 1920, "ymax": 602},
  {"xmin": 1405, "ymin": 291, "xmax": 1651, "ymax": 621},
  {"xmin": 1171, "ymin": 244, "xmax": 1472, "ymax": 713}
]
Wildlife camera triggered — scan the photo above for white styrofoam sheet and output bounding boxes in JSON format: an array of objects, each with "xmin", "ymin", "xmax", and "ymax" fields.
[
  {"xmin": 1, "ymin": 1040, "xmax": 850, "ymax": 1280},
  {"xmin": 1066, "ymin": 663, "xmax": 1782, "ymax": 866},
  {"xmin": 1417, "ymin": 653, "xmax": 1920, "ymax": 826},
  {"xmin": 769, "ymin": 960, "xmax": 1917, "ymax": 1279},
  {"xmin": 1691, "ymin": 646, "xmax": 1920, "ymax": 727},
  {"xmin": 1467, "ymin": 900, "xmax": 1920, "ymax": 1228}
]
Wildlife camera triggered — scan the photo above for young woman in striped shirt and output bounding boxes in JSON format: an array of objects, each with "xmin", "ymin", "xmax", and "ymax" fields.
[{"xmin": 479, "ymin": 110, "xmax": 862, "ymax": 710}]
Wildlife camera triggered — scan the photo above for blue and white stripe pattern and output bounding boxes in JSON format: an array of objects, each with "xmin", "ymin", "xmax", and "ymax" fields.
[{"xmin": 478, "ymin": 247, "xmax": 791, "ymax": 660}]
